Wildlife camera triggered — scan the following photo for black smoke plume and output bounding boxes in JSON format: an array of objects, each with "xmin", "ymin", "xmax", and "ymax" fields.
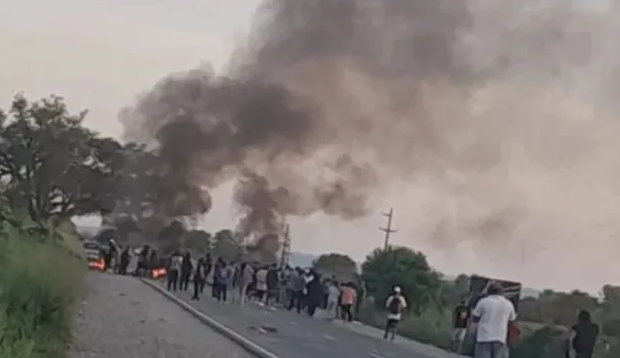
[{"xmin": 120, "ymin": 0, "xmax": 620, "ymax": 267}]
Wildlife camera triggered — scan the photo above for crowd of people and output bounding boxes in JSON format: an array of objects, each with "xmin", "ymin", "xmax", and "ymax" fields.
[
  {"xmin": 163, "ymin": 250, "xmax": 369, "ymax": 319},
  {"xmin": 96, "ymin": 239, "xmax": 604, "ymax": 356},
  {"xmin": 161, "ymin": 250, "xmax": 412, "ymax": 343},
  {"xmin": 96, "ymin": 240, "xmax": 410, "ymax": 341}
]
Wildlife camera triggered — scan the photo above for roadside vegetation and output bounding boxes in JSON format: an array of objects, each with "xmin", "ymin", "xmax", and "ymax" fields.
[
  {"xmin": 312, "ymin": 247, "xmax": 620, "ymax": 358},
  {"xmin": 0, "ymin": 198, "xmax": 84, "ymax": 358}
]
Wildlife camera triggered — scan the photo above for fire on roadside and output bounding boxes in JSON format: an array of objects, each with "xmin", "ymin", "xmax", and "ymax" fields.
[
  {"xmin": 88, "ymin": 258, "xmax": 105, "ymax": 271},
  {"xmin": 152, "ymin": 267, "xmax": 167, "ymax": 279}
]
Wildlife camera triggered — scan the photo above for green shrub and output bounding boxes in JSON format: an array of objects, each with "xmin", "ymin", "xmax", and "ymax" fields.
[
  {"xmin": 356, "ymin": 300, "xmax": 453, "ymax": 349},
  {"xmin": 0, "ymin": 224, "xmax": 84, "ymax": 358}
]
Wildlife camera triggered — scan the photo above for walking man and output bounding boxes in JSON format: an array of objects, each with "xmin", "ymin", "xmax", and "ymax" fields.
[
  {"xmin": 325, "ymin": 280, "xmax": 341, "ymax": 319},
  {"xmin": 288, "ymin": 267, "xmax": 305, "ymax": 313},
  {"xmin": 191, "ymin": 257, "xmax": 206, "ymax": 301},
  {"xmin": 167, "ymin": 251, "xmax": 183, "ymax": 292},
  {"xmin": 384, "ymin": 286, "xmax": 407, "ymax": 340},
  {"xmin": 566, "ymin": 310, "xmax": 599, "ymax": 358},
  {"xmin": 237, "ymin": 262, "xmax": 254, "ymax": 306},
  {"xmin": 471, "ymin": 282, "xmax": 516, "ymax": 358},
  {"xmin": 180, "ymin": 252, "xmax": 193, "ymax": 292}
]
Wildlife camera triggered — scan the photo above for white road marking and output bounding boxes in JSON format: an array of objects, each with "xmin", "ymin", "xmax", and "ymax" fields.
[
  {"xmin": 369, "ymin": 352, "xmax": 386, "ymax": 358},
  {"xmin": 322, "ymin": 334, "xmax": 336, "ymax": 341},
  {"xmin": 289, "ymin": 321, "xmax": 299, "ymax": 326}
]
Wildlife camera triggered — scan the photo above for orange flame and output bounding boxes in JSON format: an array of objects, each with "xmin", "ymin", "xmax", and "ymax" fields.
[
  {"xmin": 152, "ymin": 268, "xmax": 167, "ymax": 278},
  {"xmin": 89, "ymin": 259, "xmax": 105, "ymax": 271}
]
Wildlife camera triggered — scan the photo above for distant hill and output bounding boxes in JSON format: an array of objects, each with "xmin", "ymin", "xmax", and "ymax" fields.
[{"xmin": 289, "ymin": 251, "xmax": 318, "ymax": 268}]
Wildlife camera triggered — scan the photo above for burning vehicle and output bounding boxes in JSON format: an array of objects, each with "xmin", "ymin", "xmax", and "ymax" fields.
[{"xmin": 83, "ymin": 239, "xmax": 106, "ymax": 271}]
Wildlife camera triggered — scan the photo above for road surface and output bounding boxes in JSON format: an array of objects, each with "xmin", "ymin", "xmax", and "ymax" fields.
[
  {"xmin": 149, "ymin": 281, "xmax": 463, "ymax": 358},
  {"xmin": 70, "ymin": 273, "xmax": 255, "ymax": 358}
]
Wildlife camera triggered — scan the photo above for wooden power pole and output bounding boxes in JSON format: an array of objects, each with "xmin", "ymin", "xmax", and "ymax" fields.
[
  {"xmin": 379, "ymin": 207, "xmax": 397, "ymax": 250},
  {"xmin": 279, "ymin": 224, "xmax": 291, "ymax": 269}
]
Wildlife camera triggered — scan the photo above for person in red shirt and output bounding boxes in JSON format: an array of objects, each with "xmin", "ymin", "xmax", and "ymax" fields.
[{"xmin": 340, "ymin": 282, "xmax": 357, "ymax": 322}]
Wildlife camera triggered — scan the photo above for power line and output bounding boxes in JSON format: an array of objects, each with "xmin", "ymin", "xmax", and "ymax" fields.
[{"xmin": 379, "ymin": 207, "xmax": 397, "ymax": 250}]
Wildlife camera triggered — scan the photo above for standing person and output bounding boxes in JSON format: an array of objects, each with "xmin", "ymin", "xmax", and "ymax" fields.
[
  {"xmin": 288, "ymin": 267, "xmax": 305, "ymax": 313},
  {"xmin": 204, "ymin": 254, "xmax": 213, "ymax": 290},
  {"xmin": 305, "ymin": 269, "xmax": 322, "ymax": 317},
  {"xmin": 266, "ymin": 264, "xmax": 280, "ymax": 306},
  {"xmin": 384, "ymin": 286, "xmax": 407, "ymax": 340},
  {"xmin": 452, "ymin": 300, "xmax": 471, "ymax": 352},
  {"xmin": 236, "ymin": 262, "xmax": 255, "ymax": 306},
  {"xmin": 179, "ymin": 252, "xmax": 193, "ymax": 291},
  {"xmin": 321, "ymin": 279, "xmax": 330, "ymax": 310},
  {"xmin": 255, "ymin": 266, "xmax": 269, "ymax": 306},
  {"xmin": 191, "ymin": 257, "xmax": 206, "ymax": 301},
  {"xmin": 108, "ymin": 239, "xmax": 120, "ymax": 273},
  {"xmin": 119, "ymin": 246, "xmax": 130, "ymax": 275},
  {"xmin": 198, "ymin": 257, "xmax": 208, "ymax": 294},
  {"xmin": 471, "ymin": 282, "xmax": 516, "ymax": 358},
  {"xmin": 326, "ymin": 280, "xmax": 341, "ymax": 319},
  {"xmin": 213, "ymin": 258, "xmax": 230, "ymax": 303},
  {"xmin": 278, "ymin": 266, "xmax": 292, "ymax": 306},
  {"xmin": 211, "ymin": 258, "xmax": 222, "ymax": 299},
  {"xmin": 566, "ymin": 310, "xmax": 599, "ymax": 358},
  {"xmin": 136, "ymin": 245, "xmax": 151, "ymax": 276},
  {"xmin": 167, "ymin": 251, "xmax": 183, "ymax": 292},
  {"xmin": 340, "ymin": 282, "xmax": 357, "ymax": 322},
  {"xmin": 230, "ymin": 261, "xmax": 240, "ymax": 292}
]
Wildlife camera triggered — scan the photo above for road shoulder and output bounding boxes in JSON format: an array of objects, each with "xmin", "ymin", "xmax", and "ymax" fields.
[{"xmin": 69, "ymin": 272, "xmax": 255, "ymax": 358}]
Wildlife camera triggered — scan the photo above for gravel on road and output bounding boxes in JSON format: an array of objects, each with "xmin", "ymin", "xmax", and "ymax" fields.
[{"xmin": 70, "ymin": 272, "xmax": 256, "ymax": 358}]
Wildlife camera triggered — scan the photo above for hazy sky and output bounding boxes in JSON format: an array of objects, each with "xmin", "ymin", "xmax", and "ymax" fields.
[{"xmin": 2, "ymin": 0, "xmax": 617, "ymax": 292}]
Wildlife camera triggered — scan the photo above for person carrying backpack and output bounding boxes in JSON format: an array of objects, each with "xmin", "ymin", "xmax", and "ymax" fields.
[{"xmin": 384, "ymin": 286, "xmax": 407, "ymax": 341}]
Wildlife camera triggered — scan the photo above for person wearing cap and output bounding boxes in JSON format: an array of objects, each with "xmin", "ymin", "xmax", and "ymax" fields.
[
  {"xmin": 471, "ymin": 282, "xmax": 516, "ymax": 358},
  {"xmin": 384, "ymin": 286, "xmax": 407, "ymax": 340}
]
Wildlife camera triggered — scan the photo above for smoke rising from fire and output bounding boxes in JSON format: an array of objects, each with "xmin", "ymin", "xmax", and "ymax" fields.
[{"xmin": 120, "ymin": 0, "xmax": 620, "ymax": 264}]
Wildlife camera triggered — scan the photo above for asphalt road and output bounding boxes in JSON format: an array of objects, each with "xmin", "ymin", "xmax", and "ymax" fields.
[
  {"xmin": 70, "ymin": 273, "xmax": 255, "ymax": 358},
  {"xmin": 158, "ymin": 282, "xmax": 456, "ymax": 358}
]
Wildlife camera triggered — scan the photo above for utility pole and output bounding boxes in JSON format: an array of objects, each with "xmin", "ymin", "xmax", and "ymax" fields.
[
  {"xmin": 379, "ymin": 207, "xmax": 397, "ymax": 250},
  {"xmin": 279, "ymin": 224, "xmax": 291, "ymax": 269}
]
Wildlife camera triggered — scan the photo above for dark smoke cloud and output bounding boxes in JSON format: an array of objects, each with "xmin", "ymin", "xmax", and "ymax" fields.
[{"xmin": 120, "ymin": 0, "xmax": 620, "ymax": 266}]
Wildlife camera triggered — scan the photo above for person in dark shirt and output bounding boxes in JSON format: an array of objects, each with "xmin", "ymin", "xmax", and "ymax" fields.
[
  {"xmin": 119, "ymin": 246, "xmax": 130, "ymax": 275},
  {"xmin": 566, "ymin": 310, "xmax": 599, "ymax": 358},
  {"xmin": 180, "ymin": 252, "xmax": 193, "ymax": 291},
  {"xmin": 266, "ymin": 265, "xmax": 279, "ymax": 306},
  {"xmin": 451, "ymin": 301, "xmax": 470, "ymax": 352},
  {"xmin": 191, "ymin": 257, "xmax": 206, "ymax": 301}
]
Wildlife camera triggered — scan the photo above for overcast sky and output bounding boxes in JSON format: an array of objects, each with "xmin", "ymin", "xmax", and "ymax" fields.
[{"xmin": 2, "ymin": 0, "xmax": 617, "ymax": 292}]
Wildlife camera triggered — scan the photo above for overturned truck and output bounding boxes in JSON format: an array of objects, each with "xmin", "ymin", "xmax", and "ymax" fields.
[{"xmin": 456, "ymin": 274, "xmax": 522, "ymax": 356}]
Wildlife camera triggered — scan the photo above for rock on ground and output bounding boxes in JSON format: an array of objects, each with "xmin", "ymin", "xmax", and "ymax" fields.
[{"xmin": 70, "ymin": 272, "xmax": 255, "ymax": 358}]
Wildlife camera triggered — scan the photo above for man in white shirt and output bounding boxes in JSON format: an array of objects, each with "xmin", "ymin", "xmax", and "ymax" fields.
[{"xmin": 471, "ymin": 282, "xmax": 516, "ymax": 358}]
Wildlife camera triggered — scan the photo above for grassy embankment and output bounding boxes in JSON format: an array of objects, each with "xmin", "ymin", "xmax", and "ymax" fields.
[{"xmin": 0, "ymin": 218, "xmax": 85, "ymax": 358}]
